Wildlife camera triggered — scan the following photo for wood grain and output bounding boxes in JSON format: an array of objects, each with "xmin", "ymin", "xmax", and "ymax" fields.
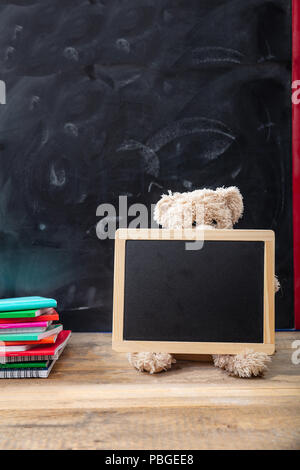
[
  {"xmin": 116, "ymin": 228, "xmax": 275, "ymax": 241},
  {"xmin": 264, "ymin": 239, "xmax": 275, "ymax": 344},
  {"xmin": 0, "ymin": 332, "xmax": 299, "ymax": 450}
]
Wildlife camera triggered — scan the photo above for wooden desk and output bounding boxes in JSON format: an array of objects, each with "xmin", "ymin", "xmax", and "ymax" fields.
[{"xmin": 0, "ymin": 332, "xmax": 299, "ymax": 450}]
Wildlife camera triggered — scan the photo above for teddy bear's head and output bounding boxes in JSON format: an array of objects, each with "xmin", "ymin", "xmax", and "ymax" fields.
[{"xmin": 154, "ymin": 186, "xmax": 243, "ymax": 230}]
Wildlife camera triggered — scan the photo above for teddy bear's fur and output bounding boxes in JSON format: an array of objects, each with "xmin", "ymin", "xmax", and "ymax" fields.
[
  {"xmin": 154, "ymin": 186, "xmax": 243, "ymax": 230},
  {"xmin": 128, "ymin": 352, "xmax": 176, "ymax": 374},
  {"xmin": 128, "ymin": 186, "xmax": 279, "ymax": 377}
]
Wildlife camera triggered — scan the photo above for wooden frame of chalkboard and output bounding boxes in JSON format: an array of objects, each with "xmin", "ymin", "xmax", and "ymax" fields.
[{"xmin": 112, "ymin": 229, "xmax": 275, "ymax": 355}]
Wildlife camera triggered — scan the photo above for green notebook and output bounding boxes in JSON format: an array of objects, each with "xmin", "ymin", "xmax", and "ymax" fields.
[
  {"xmin": 0, "ymin": 309, "xmax": 39, "ymax": 319},
  {"xmin": 0, "ymin": 361, "xmax": 48, "ymax": 369}
]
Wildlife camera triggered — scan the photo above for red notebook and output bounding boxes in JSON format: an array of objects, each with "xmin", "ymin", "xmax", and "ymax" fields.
[{"xmin": 0, "ymin": 330, "xmax": 71, "ymax": 358}]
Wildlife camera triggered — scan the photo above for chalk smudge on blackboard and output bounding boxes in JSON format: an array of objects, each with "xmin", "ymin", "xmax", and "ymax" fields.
[{"xmin": 118, "ymin": 117, "xmax": 236, "ymax": 176}]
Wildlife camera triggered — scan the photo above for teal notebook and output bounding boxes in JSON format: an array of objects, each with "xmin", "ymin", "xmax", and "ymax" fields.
[
  {"xmin": 0, "ymin": 324, "xmax": 62, "ymax": 341},
  {"xmin": 0, "ymin": 296, "xmax": 57, "ymax": 312}
]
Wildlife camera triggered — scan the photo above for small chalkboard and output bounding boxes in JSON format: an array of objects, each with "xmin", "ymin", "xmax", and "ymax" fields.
[{"xmin": 112, "ymin": 229, "xmax": 275, "ymax": 355}]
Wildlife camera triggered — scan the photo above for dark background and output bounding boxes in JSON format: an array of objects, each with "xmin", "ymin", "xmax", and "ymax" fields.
[{"xmin": 0, "ymin": 0, "xmax": 293, "ymax": 330}]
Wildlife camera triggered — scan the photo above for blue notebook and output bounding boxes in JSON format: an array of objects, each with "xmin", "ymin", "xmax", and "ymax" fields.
[{"xmin": 0, "ymin": 296, "xmax": 57, "ymax": 312}]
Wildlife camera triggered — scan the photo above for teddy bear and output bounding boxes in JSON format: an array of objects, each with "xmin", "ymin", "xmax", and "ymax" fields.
[{"xmin": 128, "ymin": 186, "xmax": 280, "ymax": 378}]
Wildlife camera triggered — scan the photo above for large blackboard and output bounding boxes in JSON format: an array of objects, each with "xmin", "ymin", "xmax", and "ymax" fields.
[
  {"xmin": 124, "ymin": 240, "xmax": 265, "ymax": 343},
  {"xmin": 0, "ymin": 0, "xmax": 293, "ymax": 329}
]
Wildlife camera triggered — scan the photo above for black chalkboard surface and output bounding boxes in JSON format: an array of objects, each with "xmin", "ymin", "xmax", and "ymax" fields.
[
  {"xmin": 124, "ymin": 240, "xmax": 264, "ymax": 343},
  {"xmin": 0, "ymin": 1, "xmax": 292, "ymax": 330},
  {"xmin": 112, "ymin": 229, "xmax": 275, "ymax": 355}
]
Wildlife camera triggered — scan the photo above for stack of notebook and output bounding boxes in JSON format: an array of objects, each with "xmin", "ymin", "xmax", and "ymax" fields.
[{"xmin": 0, "ymin": 296, "xmax": 71, "ymax": 378}]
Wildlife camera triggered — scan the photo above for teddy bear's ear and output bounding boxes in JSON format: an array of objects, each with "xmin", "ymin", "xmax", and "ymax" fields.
[
  {"xmin": 154, "ymin": 192, "xmax": 176, "ymax": 228},
  {"xmin": 154, "ymin": 191, "xmax": 193, "ymax": 229},
  {"xmin": 217, "ymin": 186, "xmax": 244, "ymax": 224}
]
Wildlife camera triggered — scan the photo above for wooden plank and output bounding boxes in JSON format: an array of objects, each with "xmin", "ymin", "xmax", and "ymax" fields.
[
  {"xmin": 116, "ymin": 228, "xmax": 275, "ymax": 241},
  {"xmin": 0, "ymin": 332, "xmax": 299, "ymax": 450},
  {"xmin": 0, "ymin": 404, "xmax": 299, "ymax": 450},
  {"xmin": 264, "ymin": 239, "xmax": 275, "ymax": 344},
  {"xmin": 113, "ymin": 340, "xmax": 275, "ymax": 354},
  {"xmin": 112, "ymin": 236, "xmax": 125, "ymax": 343}
]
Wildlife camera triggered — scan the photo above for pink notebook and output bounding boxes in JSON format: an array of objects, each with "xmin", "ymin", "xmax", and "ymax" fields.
[{"xmin": 0, "ymin": 321, "xmax": 49, "ymax": 329}]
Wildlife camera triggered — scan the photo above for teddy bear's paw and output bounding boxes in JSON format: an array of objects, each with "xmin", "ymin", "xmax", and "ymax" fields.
[
  {"xmin": 127, "ymin": 352, "xmax": 175, "ymax": 374},
  {"xmin": 212, "ymin": 354, "xmax": 232, "ymax": 370},
  {"xmin": 274, "ymin": 275, "xmax": 280, "ymax": 293},
  {"xmin": 224, "ymin": 349, "xmax": 271, "ymax": 378}
]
